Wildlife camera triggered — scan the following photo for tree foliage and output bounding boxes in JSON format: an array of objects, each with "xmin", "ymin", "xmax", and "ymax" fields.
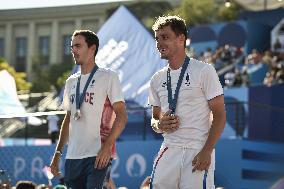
[
  {"xmin": 0, "ymin": 58, "xmax": 32, "ymax": 91},
  {"xmin": 168, "ymin": 0, "xmax": 242, "ymax": 27},
  {"xmin": 31, "ymin": 56, "xmax": 73, "ymax": 93}
]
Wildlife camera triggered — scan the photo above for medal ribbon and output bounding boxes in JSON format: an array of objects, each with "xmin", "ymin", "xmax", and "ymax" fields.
[
  {"xmin": 167, "ymin": 56, "xmax": 190, "ymax": 114},
  {"xmin": 76, "ymin": 64, "xmax": 99, "ymax": 111}
]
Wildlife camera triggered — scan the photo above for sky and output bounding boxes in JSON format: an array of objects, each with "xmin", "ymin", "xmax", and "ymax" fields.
[{"xmin": 0, "ymin": 0, "xmax": 132, "ymax": 10}]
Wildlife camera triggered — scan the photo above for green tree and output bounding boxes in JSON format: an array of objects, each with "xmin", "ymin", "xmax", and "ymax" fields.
[
  {"xmin": 0, "ymin": 59, "xmax": 32, "ymax": 91},
  {"xmin": 168, "ymin": 0, "xmax": 242, "ymax": 27},
  {"xmin": 169, "ymin": 0, "xmax": 218, "ymax": 27},
  {"xmin": 57, "ymin": 70, "xmax": 72, "ymax": 91},
  {"xmin": 31, "ymin": 57, "xmax": 51, "ymax": 92},
  {"xmin": 49, "ymin": 63, "xmax": 73, "ymax": 92},
  {"xmin": 217, "ymin": 2, "xmax": 241, "ymax": 22},
  {"xmin": 31, "ymin": 56, "xmax": 73, "ymax": 93}
]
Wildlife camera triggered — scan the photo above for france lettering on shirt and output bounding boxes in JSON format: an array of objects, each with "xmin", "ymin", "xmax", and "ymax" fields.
[
  {"xmin": 70, "ymin": 92, "xmax": 94, "ymax": 105},
  {"xmin": 84, "ymin": 92, "xmax": 94, "ymax": 105}
]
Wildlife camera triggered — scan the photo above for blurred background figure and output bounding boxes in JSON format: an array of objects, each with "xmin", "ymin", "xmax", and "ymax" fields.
[
  {"xmin": 47, "ymin": 114, "xmax": 59, "ymax": 144},
  {"xmin": 15, "ymin": 180, "xmax": 37, "ymax": 189},
  {"xmin": 0, "ymin": 169, "xmax": 11, "ymax": 189}
]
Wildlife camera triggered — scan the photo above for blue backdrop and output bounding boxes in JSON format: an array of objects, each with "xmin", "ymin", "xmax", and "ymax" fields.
[{"xmin": 1, "ymin": 139, "xmax": 284, "ymax": 188}]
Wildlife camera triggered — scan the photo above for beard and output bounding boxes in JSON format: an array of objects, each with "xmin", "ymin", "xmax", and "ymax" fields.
[
  {"xmin": 74, "ymin": 57, "xmax": 82, "ymax": 65},
  {"xmin": 75, "ymin": 60, "xmax": 82, "ymax": 65},
  {"xmin": 160, "ymin": 53, "xmax": 168, "ymax": 60}
]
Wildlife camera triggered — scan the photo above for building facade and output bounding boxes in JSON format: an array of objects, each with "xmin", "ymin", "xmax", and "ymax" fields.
[
  {"xmin": 0, "ymin": 0, "xmax": 181, "ymax": 80},
  {"xmin": 0, "ymin": 2, "xmax": 133, "ymax": 79}
]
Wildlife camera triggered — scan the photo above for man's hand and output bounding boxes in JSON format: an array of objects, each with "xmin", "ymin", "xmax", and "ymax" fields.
[
  {"xmin": 50, "ymin": 154, "xmax": 61, "ymax": 177},
  {"xmin": 158, "ymin": 110, "xmax": 180, "ymax": 133},
  {"xmin": 94, "ymin": 142, "xmax": 112, "ymax": 169},
  {"xmin": 192, "ymin": 149, "xmax": 212, "ymax": 172}
]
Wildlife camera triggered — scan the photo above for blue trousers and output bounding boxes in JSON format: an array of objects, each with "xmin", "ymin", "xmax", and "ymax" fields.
[{"xmin": 64, "ymin": 156, "xmax": 110, "ymax": 189}]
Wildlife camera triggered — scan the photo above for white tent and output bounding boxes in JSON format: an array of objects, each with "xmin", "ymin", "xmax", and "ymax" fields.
[
  {"xmin": 0, "ymin": 70, "xmax": 26, "ymax": 115},
  {"xmin": 0, "ymin": 70, "xmax": 43, "ymax": 126}
]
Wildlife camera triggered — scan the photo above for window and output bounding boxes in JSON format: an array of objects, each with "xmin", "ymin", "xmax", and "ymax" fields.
[
  {"xmin": 16, "ymin": 37, "xmax": 27, "ymax": 57},
  {"xmin": 62, "ymin": 35, "xmax": 72, "ymax": 63},
  {"xmin": 15, "ymin": 37, "xmax": 27, "ymax": 72},
  {"xmin": 0, "ymin": 38, "xmax": 4, "ymax": 58},
  {"xmin": 39, "ymin": 36, "xmax": 49, "ymax": 56},
  {"xmin": 39, "ymin": 36, "xmax": 50, "ymax": 64}
]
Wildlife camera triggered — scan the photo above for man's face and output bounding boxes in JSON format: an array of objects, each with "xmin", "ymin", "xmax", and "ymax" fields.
[
  {"xmin": 154, "ymin": 25, "xmax": 184, "ymax": 60},
  {"xmin": 71, "ymin": 35, "xmax": 95, "ymax": 65}
]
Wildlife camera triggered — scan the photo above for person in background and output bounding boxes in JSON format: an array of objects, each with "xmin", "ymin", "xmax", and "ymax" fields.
[
  {"xmin": 15, "ymin": 180, "xmax": 37, "ymax": 189},
  {"xmin": 47, "ymin": 114, "xmax": 59, "ymax": 144}
]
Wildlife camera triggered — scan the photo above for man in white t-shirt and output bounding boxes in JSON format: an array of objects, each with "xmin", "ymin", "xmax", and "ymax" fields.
[
  {"xmin": 148, "ymin": 16, "xmax": 226, "ymax": 188},
  {"xmin": 50, "ymin": 30, "xmax": 128, "ymax": 189}
]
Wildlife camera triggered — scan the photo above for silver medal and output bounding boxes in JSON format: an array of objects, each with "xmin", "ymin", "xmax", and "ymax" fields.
[{"xmin": 73, "ymin": 109, "xmax": 81, "ymax": 120}]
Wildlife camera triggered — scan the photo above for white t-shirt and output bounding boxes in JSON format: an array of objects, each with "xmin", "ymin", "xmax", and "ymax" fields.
[
  {"xmin": 149, "ymin": 58, "xmax": 223, "ymax": 149},
  {"xmin": 47, "ymin": 115, "xmax": 59, "ymax": 134},
  {"xmin": 62, "ymin": 68, "xmax": 124, "ymax": 159}
]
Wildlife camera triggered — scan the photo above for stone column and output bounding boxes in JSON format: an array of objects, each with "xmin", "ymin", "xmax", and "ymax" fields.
[
  {"xmin": 50, "ymin": 20, "xmax": 58, "ymax": 64},
  {"xmin": 75, "ymin": 19, "xmax": 82, "ymax": 30},
  {"xmin": 4, "ymin": 23, "xmax": 12, "ymax": 65},
  {"xmin": 27, "ymin": 21, "xmax": 35, "ymax": 80}
]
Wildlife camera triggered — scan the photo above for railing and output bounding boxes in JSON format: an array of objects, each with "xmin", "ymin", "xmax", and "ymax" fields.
[{"xmin": 1, "ymin": 100, "xmax": 284, "ymax": 143}]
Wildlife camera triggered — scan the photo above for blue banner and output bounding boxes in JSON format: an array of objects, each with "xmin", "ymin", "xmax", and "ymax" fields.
[
  {"xmin": 0, "ymin": 140, "xmax": 162, "ymax": 188},
  {"xmin": 1, "ymin": 139, "xmax": 284, "ymax": 188}
]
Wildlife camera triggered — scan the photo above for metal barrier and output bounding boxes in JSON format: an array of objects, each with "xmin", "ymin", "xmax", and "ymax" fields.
[{"xmin": 216, "ymin": 139, "xmax": 284, "ymax": 189}]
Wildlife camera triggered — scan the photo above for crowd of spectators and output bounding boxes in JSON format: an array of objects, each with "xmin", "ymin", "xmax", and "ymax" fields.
[
  {"xmin": 190, "ymin": 44, "xmax": 244, "ymax": 71},
  {"xmin": 193, "ymin": 44, "xmax": 284, "ymax": 88}
]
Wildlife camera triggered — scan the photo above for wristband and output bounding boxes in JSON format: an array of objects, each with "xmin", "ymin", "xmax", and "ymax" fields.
[
  {"xmin": 151, "ymin": 118, "xmax": 163, "ymax": 133},
  {"xmin": 55, "ymin": 150, "xmax": 62, "ymax": 156}
]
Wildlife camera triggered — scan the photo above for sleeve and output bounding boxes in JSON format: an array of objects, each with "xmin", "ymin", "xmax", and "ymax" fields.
[
  {"xmin": 148, "ymin": 74, "xmax": 161, "ymax": 107},
  {"xmin": 61, "ymin": 79, "xmax": 71, "ymax": 111},
  {"xmin": 107, "ymin": 71, "xmax": 125, "ymax": 105},
  {"xmin": 200, "ymin": 64, "xmax": 223, "ymax": 101}
]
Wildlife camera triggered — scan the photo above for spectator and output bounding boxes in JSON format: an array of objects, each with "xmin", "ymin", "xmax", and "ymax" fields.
[
  {"xmin": 233, "ymin": 69, "xmax": 243, "ymax": 87},
  {"xmin": 241, "ymin": 68, "xmax": 250, "ymax": 87},
  {"xmin": 221, "ymin": 44, "xmax": 232, "ymax": 63},
  {"xmin": 275, "ymin": 65, "xmax": 284, "ymax": 84},
  {"xmin": 47, "ymin": 114, "xmax": 59, "ymax": 144},
  {"xmin": 262, "ymin": 51, "xmax": 273, "ymax": 66},
  {"xmin": 273, "ymin": 38, "xmax": 282, "ymax": 53},
  {"xmin": 15, "ymin": 180, "xmax": 37, "ymax": 189},
  {"xmin": 224, "ymin": 71, "xmax": 235, "ymax": 87}
]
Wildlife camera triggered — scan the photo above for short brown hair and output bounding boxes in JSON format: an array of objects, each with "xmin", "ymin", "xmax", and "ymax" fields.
[
  {"xmin": 152, "ymin": 15, "xmax": 187, "ymax": 47},
  {"xmin": 72, "ymin": 30, "xmax": 99, "ymax": 56}
]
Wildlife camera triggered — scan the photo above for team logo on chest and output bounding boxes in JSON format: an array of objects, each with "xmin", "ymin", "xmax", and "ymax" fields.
[
  {"xmin": 90, "ymin": 79, "xmax": 96, "ymax": 88},
  {"xmin": 185, "ymin": 73, "xmax": 190, "ymax": 86},
  {"xmin": 70, "ymin": 94, "xmax": 75, "ymax": 104}
]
